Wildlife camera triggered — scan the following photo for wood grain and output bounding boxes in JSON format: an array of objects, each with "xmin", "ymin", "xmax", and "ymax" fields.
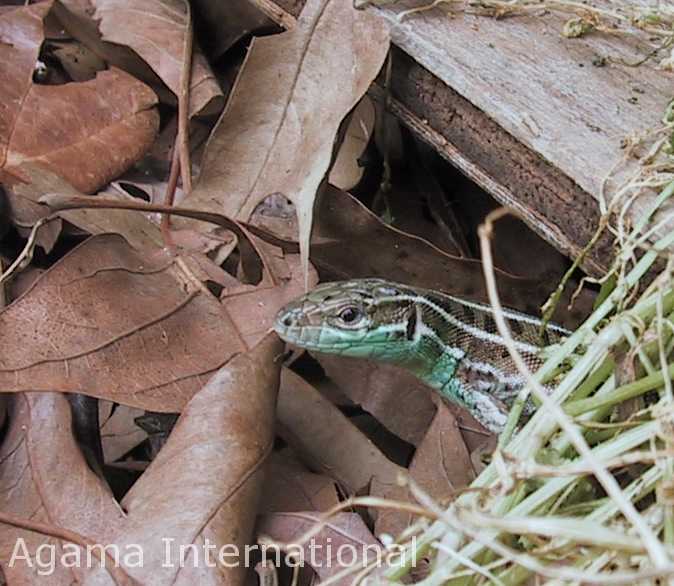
[{"xmin": 378, "ymin": 3, "xmax": 671, "ymax": 199}]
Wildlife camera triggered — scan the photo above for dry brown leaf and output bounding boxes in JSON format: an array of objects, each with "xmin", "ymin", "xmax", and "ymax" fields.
[
  {"xmin": 99, "ymin": 402, "xmax": 148, "ymax": 464},
  {"xmin": 444, "ymin": 402, "xmax": 494, "ymax": 456},
  {"xmin": 192, "ymin": 0, "xmax": 275, "ymax": 59},
  {"xmin": 36, "ymin": 193, "xmax": 315, "ymax": 342},
  {"xmin": 53, "ymin": 0, "xmax": 170, "ymax": 102},
  {"xmin": 0, "ymin": 334, "xmax": 282, "ymax": 584},
  {"xmin": 10, "ymin": 165, "xmax": 167, "ymax": 253},
  {"xmin": 39, "ymin": 192, "xmax": 294, "ymax": 286},
  {"xmin": 15, "ymin": 167, "xmax": 211, "ymax": 259},
  {"xmin": 106, "ymin": 334, "xmax": 282, "ymax": 585},
  {"xmin": 257, "ymin": 512, "xmax": 381, "ymax": 586},
  {"xmin": 91, "ymin": 0, "xmax": 224, "ymax": 117},
  {"xmin": 261, "ymin": 450, "xmax": 341, "ymax": 513},
  {"xmin": 0, "ymin": 201, "xmax": 304, "ymax": 412},
  {"xmin": 317, "ymin": 354, "xmax": 492, "ymax": 461},
  {"xmin": 0, "ymin": 233, "xmax": 246, "ymax": 411},
  {"xmin": 0, "ymin": 3, "xmax": 159, "ymax": 196},
  {"xmin": 318, "ymin": 355, "xmax": 436, "ymax": 447},
  {"xmin": 182, "ymin": 0, "xmax": 389, "ymax": 282},
  {"xmin": 0, "ymin": 392, "xmax": 122, "ymax": 585},
  {"xmin": 277, "ymin": 368, "xmax": 404, "ymax": 495},
  {"xmin": 254, "ymin": 185, "xmax": 590, "ymax": 327},
  {"xmin": 297, "ymin": 357, "xmax": 482, "ymax": 538},
  {"xmin": 221, "ymin": 237, "xmax": 317, "ymax": 347},
  {"xmin": 0, "ymin": 2, "xmax": 51, "ymax": 171},
  {"xmin": 372, "ymin": 402, "xmax": 475, "ymax": 538},
  {"xmin": 312, "ymin": 187, "xmax": 560, "ymax": 313},
  {"xmin": 277, "ymin": 369, "xmax": 402, "ymax": 498},
  {"xmin": 53, "ymin": 0, "xmax": 221, "ymax": 117},
  {"xmin": 0, "ymin": 3, "xmax": 63, "ymax": 250},
  {"xmin": 328, "ymin": 97, "xmax": 375, "ymax": 191},
  {"xmin": 2, "ymin": 67, "xmax": 158, "ymax": 194}
]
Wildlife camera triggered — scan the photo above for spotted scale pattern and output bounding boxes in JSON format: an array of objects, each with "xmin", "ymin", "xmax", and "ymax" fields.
[{"xmin": 274, "ymin": 279, "xmax": 568, "ymax": 432}]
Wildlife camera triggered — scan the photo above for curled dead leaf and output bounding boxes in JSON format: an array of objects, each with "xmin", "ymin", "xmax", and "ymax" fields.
[
  {"xmin": 257, "ymin": 512, "xmax": 382, "ymax": 586},
  {"xmin": 92, "ymin": 0, "xmax": 224, "ymax": 117},
  {"xmin": 0, "ymin": 234, "xmax": 245, "ymax": 411},
  {"xmin": 181, "ymin": 0, "xmax": 389, "ymax": 284},
  {"xmin": 0, "ymin": 334, "xmax": 282, "ymax": 584},
  {"xmin": 3, "ymin": 68, "xmax": 159, "ymax": 194}
]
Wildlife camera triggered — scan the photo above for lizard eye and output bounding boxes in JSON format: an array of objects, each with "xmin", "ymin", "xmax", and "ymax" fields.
[{"xmin": 338, "ymin": 307, "xmax": 362, "ymax": 324}]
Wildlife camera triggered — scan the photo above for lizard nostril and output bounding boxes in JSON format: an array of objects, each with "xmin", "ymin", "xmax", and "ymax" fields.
[{"xmin": 282, "ymin": 315, "xmax": 293, "ymax": 327}]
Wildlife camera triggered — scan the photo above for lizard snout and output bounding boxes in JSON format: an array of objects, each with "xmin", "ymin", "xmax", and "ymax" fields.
[{"xmin": 273, "ymin": 302, "xmax": 307, "ymax": 340}]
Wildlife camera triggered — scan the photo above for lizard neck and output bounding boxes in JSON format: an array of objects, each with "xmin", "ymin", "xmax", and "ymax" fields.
[
  {"xmin": 379, "ymin": 289, "xmax": 553, "ymax": 431},
  {"xmin": 377, "ymin": 316, "xmax": 513, "ymax": 433}
]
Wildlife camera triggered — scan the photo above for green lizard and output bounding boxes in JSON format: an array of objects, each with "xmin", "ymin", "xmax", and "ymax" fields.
[{"xmin": 274, "ymin": 278, "xmax": 569, "ymax": 433}]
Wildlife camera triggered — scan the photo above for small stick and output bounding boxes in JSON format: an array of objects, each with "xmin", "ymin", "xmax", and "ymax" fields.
[
  {"xmin": 247, "ymin": 0, "xmax": 297, "ymax": 29},
  {"xmin": 160, "ymin": 144, "xmax": 180, "ymax": 252},
  {"xmin": 177, "ymin": 0, "xmax": 193, "ymax": 196}
]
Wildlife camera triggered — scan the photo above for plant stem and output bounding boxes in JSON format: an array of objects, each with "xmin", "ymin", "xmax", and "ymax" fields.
[{"xmin": 565, "ymin": 363, "xmax": 674, "ymax": 416}]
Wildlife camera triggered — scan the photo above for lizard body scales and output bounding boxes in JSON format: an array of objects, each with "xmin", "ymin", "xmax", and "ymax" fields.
[{"xmin": 274, "ymin": 279, "xmax": 568, "ymax": 432}]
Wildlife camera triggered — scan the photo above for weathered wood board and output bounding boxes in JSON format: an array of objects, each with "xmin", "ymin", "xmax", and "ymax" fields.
[
  {"xmin": 375, "ymin": 2, "xmax": 673, "ymax": 271},
  {"xmin": 272, "ymin": 0, "xmax": 674, "ymax": 274},
  {"xmin": 380, "ymin": 3, "xmax": 670, "ymax": 197},
  {"xmin": 387, "ymin": 48, "xmax": 615, "ymax": 275}
]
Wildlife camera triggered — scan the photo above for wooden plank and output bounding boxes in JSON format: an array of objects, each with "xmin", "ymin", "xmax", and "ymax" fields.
[
  {"xmin": 373, "ymin": 3, "xmax": 673, "ymax": 270},
  {"xmin": 376, "ymin": 2, "xmax": 672, "ymax": 200},
  {"xmin": 385, "ymin": 63, "xmax": 613, "ymax": 275}
]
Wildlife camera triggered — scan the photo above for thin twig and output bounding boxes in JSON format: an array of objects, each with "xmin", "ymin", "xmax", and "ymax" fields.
[
  {"xmin": 178, "ymin": 0, "xmax": 193, "ymax": 196},
  {"xmin": 0, "ymin": 216, "xmax": 57, "ymax": 287},
  {"xmin": 161, "ymin": 143, "xmax": 180, "ymax": 251},
  {"xmin": 408, "ymin": 479, "xmax": 674, "ymax": 585}
]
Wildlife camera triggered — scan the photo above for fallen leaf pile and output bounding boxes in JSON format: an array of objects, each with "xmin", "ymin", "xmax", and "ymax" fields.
[{"xmin": 0, "ymin": 1, "xmax": 594, "ymax": 585}]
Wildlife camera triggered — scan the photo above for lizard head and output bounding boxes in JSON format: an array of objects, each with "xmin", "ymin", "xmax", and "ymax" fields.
[{"xmin": 274, "ymin": 278, "xmax": 419, "ymax": 360}]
